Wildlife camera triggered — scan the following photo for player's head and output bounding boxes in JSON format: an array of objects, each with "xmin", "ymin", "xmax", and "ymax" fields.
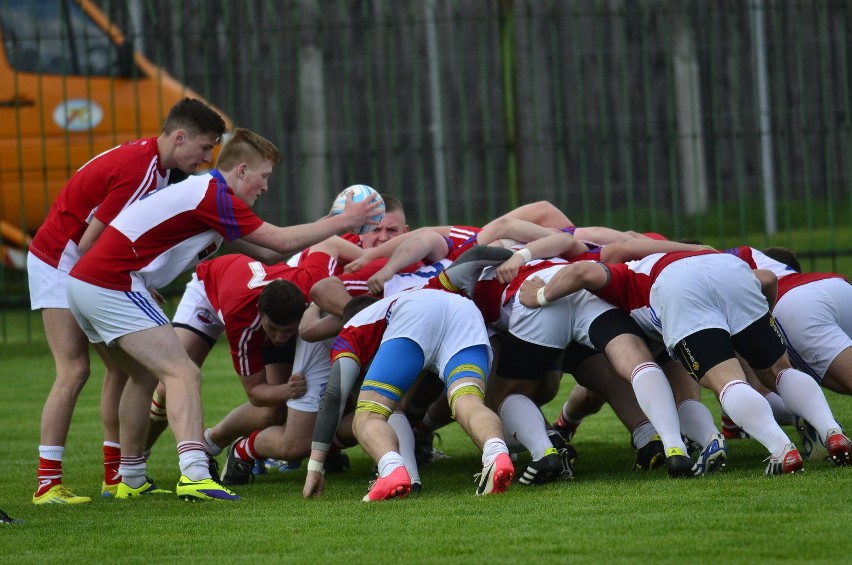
[
  {"xmin": 257, "ymin": 279, "xmax": 305, "ymax": 346},
  {"xmin": 762, "ymin": 246, "xmax": 802, "ymax": 273},
  {"xmin": 342, "ymin": 295, "xmax": 379, "ymax": 324},
  {"xmin": 160, "ymin": 98, "xmax": 226, "ymax": 174},
  {"xmin": 217, "ymin": 128, "xmax": 282, "ymax": 207},
  {"xmin": 359, "ymin": 194, "xmax": 408, "ymax": 249}
]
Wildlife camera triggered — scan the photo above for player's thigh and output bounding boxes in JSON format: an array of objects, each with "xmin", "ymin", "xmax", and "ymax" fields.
[
  {"xmin": 117, "ymin": 325, "xmax": 200, "ymax": 381},
  {"xmin": 41, "ymin": 307, "xmax": 90, "ymax": 369},
  {"xmin": 822, "ymin": 347, "xmax": 852, "ymax": 395},
  {"xmin": 361, "ymin": 337, "xmax": 426, "ymax": 404}
]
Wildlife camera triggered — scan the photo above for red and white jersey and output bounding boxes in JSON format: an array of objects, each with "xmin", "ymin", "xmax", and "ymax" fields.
[
  {"xmin": 196, "ymin": 251, "xmax": 337, "ymax": 376},
  {"xmin": 595, "ymin": 250, "xmax": 718, "ymax": 312},
  {"xmin": 445, "ymin": 225, "xmax": 482, "ymax": 260},
  {"xmin": 330, "ymin": 289, "xmax": 490, "ymax": 377},
  {"xmin": 725, "ymin": 245, "xmax": 848, "ymax": 302},
  {"xmin": 29, "ymin": 137, "xmax": 168, "ymax": 271},
  {"xmin": 334, "ymin": 258, "xmax": 423, "ymax": 297},
  {"xmin": 69, "ymin": 170, "xmax": 263, "ymax": 292},
  {"xmin": 458, "ymin": 258, "xmax": 568, "ymax": 324}
]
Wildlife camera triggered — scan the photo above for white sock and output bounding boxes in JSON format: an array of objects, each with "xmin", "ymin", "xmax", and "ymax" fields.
[
  {"xmin": 498, "ymin": 394, "xmax": 552, "ymax": 460},
  {"xmin": 39, "ymin": 445, "xmax": 64, "ymax": 461},
  {"xmin": 631, "ymin": 363, "xmax": 687, "ymax": 454},
  {"xmin": 632, "ymin": 421, "xmax": 657, "ymax": 449},
  {"xmin": 177, "ymin": 441, "xmax": 211, "ymax": 481},
  {"xmin": 388, "ymin": 412, "xmax": 420, "ymax": 484},
  {"xmin": 377, "ymin": 451, "xmax": 406, "ymax": 477},
  {"xmin": 775, "ymin": 369, "xmax": 841, "ymax": 441},
  {"xmin": 764, "ymin": 391, "xmax": 796, "ymax": 426},
  {"xmin": 119, "ymin": 455, "xmax": 147, "ymax": 488},
  {"xmin": 719, "ymin": 380, "xmax": 789, "ymax": 455},
  {"xmin": 203, "ymin": 428, "xmax": 223, "ymax": 456},
  {"xmin": 481, "ymin": 438, "xmax": 510, "ymax": 467},
  {"xmin": 677, "ymin": 399, "xmax": 720, "ymax": 447}
]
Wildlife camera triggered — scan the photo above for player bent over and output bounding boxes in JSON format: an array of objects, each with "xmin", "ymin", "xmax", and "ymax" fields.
[
  {"xmin": 519, "ymin": 250, "xmax": 851, "ymax": 474},
  {"xmin": 66, "ymin": 129, "xmax": 381, "ymax": 502},
  {"xmin": 303, "ymin": 289, "xmax": 514, "ymax": 501}
]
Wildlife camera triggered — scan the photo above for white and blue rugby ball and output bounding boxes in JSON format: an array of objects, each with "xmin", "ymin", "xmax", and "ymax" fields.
[{"xmin": 330, "ymin": 184, "xmax": 385, "ymax": 235}]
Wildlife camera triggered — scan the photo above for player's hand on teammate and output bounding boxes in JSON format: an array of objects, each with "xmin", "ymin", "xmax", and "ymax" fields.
[
  {"xmin": 366, "ymin": 269, "xmax": 393, "ymax": 295},
  {"xmin": 343, "ymin": 253, "xmax": 371, "ymax": 273},
  {"xmin": 495, "ymin": 252, "xmax": 526, "ymax": 284},
  {"xmin": 148, "ymin": 288, "xmax": 166, "ymax": 304},
  {"xmin": 338, "ymin": 192, "xmax": 383, "ymax": 232},
  {"xmin": 518, "ymin": 276, "xmax": 546, "ymax": 308},
  {"xmin": 286, "ymin": 373, "xmax": 307, "ymax": 399}
]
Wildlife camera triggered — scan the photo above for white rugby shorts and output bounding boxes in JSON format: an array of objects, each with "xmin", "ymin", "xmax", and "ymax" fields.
[
  {"xmin": 380, "ymin": 291, "xmax": 492, "ymax": 381},
  {"xmin": 774, "ymin": 277, "xmax": 852, "ymax": 379},
  {"xmin": 288, "ymin": 336, "xmax": 335, "ymax": 412},
  {"xmin": 650, "ymin": 254, "xmax": 768, "ymax": 349},
  {"xmin": 171, "ymin": 273, "xmax": 224, "ymax": 341},
  {"xmin": 27, "ymin": 252, "xmax": 71, "ymax": 310},
  {"xmin": 67, "ymin": 278, "xmax": 169, "ymax": 345},
  {"xmin": 507, "ymin": 264, "xmax": 616, "ymax": 349}
]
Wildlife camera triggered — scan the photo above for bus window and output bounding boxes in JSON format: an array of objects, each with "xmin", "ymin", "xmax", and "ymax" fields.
[{"xmin": 0, "ymin": 0, "xmax": 134, "ymax": 77}]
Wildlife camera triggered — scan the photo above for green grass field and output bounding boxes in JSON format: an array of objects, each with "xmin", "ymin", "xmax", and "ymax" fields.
[{"xmin": 1, "ymin": 338, "xmax": 851, "ymax": 564}]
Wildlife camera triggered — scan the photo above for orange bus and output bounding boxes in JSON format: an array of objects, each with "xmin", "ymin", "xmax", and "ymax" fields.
[{"xmin": 0, "ymin": 0, "xmax": 228, "ymax": 263}]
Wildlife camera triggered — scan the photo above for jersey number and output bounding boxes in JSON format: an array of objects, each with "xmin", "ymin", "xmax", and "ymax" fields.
[{"xmin": 247, "ymin": 261, "xmax": 278, "ymax": 289}]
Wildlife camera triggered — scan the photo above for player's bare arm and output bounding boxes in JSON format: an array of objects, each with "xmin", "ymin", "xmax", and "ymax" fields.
[
  {"xmin": 495, "ymin": 231, "xmax": 587, "ymax": 284},
  {"xmin": 599, "ymin": 239, "xmax": 708, "ymax": 263},
  {"xmin": 753, "ymin": 268, "xmax": 778, "ymax": 309},
  {"xmin": 309, "ymin": 277, "xmax": 353, "ymax": 318},
  {"xmin": 518, "ymin": 261, "xmax": 609, "ymax": 308},
  {"xmin": 243, "ymin": 195, "xmax": 382, "ymax": 256},
  {"xmin": 299, "ymin": 303, "xmax": 344, "ymax": 342},
  {"xmin": 476, "ymin": 216, "xmax": 558, "ymax": 247},
  {"xmin": 76, "ymin": 217, "xmax": 108, "ymax": 255},
  {"xmin": 241, "ymin": 370, "xmax": 306, "ymax": 407}
]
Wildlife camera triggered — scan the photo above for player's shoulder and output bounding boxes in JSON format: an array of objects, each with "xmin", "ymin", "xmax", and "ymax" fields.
[{"xmin": 80, "ymin": 136, "xmax": 159, "ymax": 175}]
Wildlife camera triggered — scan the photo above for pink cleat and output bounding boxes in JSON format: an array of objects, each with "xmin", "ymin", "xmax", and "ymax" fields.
[{"xmin": 362, "ymin": 466, "xmax": 411, "ymax": 502}]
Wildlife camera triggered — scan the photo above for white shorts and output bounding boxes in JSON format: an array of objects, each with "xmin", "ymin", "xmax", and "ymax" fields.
[
  {"xmin": 67, "ymin": 278, "xmax": 170, "ymax": 345},
  {"xmin": 651, "ymin": 254, "xmax": 768, "ymax": 349},
  {"xmin": 774, "ymin": 277, "xmax": 852, "ymax": 380},
  {"xmin": 383, "ymin": 291, "xmax": 492, "ymax": 380},
  {"xmin": 288, "ymin": 336, "xmax": 334, "ymax": 412},
  {"xmin": 171, "ymin": 274, "xmax": 224, "ymax": 341},
  {"xmin": 27, "ymin": 252, "xmax": 71, "ymax": 310},
  {"xmin": 507, "ymin": 265, "xmax": 616, "ymax": 349}
]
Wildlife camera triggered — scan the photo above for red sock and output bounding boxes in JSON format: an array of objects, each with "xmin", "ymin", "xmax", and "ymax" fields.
[
  {"xmin": 103, "ymin": 443, "xmax": 121, "ymax": 485},
  {"xmin": 36, "ymin": 458, "xmax": 63, "ymax": 496},
  {"xmin": 235, "ymin": 431, "xmax": 261, "ymax": 462}
]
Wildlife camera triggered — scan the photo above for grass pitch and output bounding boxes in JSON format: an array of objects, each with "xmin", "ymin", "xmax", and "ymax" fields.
[{"xmin": 1, "ymin": 339, "xmax": 850, "ymax": 564}]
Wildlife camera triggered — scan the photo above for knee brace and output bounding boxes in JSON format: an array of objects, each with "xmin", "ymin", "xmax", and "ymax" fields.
[
  {"xmin": 355, "ymin": 400, "xmax": 393, "ymax": 418},
  {"xmin": 447, "ymin": 381, "xmax": 485, "ymax": 419}
]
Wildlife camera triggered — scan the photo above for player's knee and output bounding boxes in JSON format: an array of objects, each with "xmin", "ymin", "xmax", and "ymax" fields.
[
  {"xmin": 355, "ymin": 400, "xmax": 393, "ymax": 419},
  {"xmin": 57, "ymin": 357, "xmax": 92, "ymax": 387},
  {"xmin": 447, "ymin": 381, "xmax": 485, "ymax": 419}
]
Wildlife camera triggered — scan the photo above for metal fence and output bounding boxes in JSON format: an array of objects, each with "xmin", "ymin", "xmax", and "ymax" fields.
[{"xmin": 1, "ymin": 0, "xmax": 851, "ymax": 340}]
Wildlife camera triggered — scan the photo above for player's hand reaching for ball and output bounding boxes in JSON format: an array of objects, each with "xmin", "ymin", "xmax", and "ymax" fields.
[{"xmin": 338, "ymin": 192, "xmax": 384, "ymax": 233}]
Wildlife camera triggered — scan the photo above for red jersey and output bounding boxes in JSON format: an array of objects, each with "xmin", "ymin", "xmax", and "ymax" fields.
[
  {"xmin": 726, "ymin": 246, "xmax": 849, "ymax": 302},
  {"xmin": 70, "ymin": 170, "xmax": 263, "ymax": 292},
  {"xmin": 30, "ymin": 137, "xmax": 168, "ymax": 270},
  {"xmin": 196, "ymin": 251, "xmax": 337, "ymax": 376}
]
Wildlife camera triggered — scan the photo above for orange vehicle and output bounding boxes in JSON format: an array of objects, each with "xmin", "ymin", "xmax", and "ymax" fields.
[{"xmin": 0, "ymin": 0, "xmax": 228, "ymax": 265}]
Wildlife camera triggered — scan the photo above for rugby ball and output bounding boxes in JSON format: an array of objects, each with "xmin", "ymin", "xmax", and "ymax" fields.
[{"xmin": 330, "ymin": 184, "xmax": 385, "ymax": 235}]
